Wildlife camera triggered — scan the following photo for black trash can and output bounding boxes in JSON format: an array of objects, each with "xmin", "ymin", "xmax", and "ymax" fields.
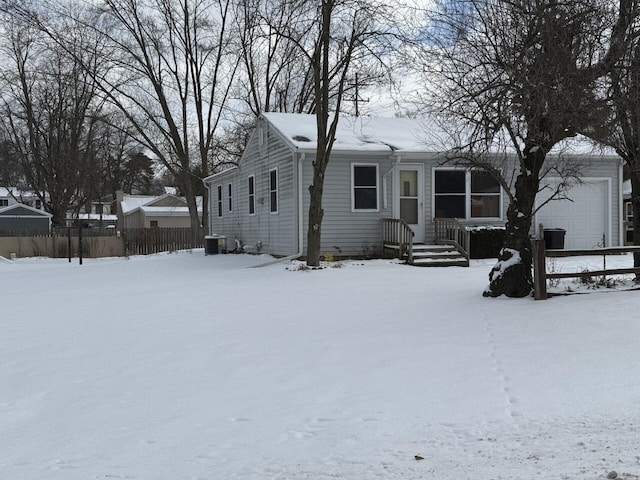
[{"xmin": 543, "ymin": 228, "xmax": 566, "ymax": 249}]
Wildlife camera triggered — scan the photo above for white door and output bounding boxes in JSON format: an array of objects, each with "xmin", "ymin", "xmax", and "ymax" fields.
[
  {"xmin": 396, "ymin": 165, "xmax": 424, "ymax": 243},
  {"xmin": 536, "ymin": 179, "xmax": 609, "ymax": 249}
]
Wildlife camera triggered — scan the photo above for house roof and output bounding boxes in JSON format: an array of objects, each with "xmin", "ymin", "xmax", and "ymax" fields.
[
  {"xmin": 262, "ymin": 112, "xmax": 613, "ymax": 156},
  {"xmin": 0, "ymin": 203, "xmax": 52, "ymax": 217},
  {"xmin": 120, "ymin": 193, "xmax": 203, "ymax": 216},
  {"xmin": 263, "ymin": 112, "xmax": 447, "ymax": 153}
]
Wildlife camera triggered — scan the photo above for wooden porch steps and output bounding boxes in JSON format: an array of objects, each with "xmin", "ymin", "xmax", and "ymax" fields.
[
  {"xmin": 410, "ymin": 244, "xmax": 469, "ymax": 267},
  {"xmin": 381, "ymin": 218, "xmax": 470, "ymax": 267},
  {"xmin": 384, "ymin": 243, "xmax": 469, "ymax": 267}
]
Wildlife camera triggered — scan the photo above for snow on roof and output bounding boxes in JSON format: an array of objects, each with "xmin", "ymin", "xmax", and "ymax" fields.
[
  {"xmin": 121, "ymin": 195, "xmax": 155, "ymax": 214},
  {"xmin": 121, "ymin": 194, "xmax": 203, "ymax": 215},
  {"xmin": 139, "ymin": 206, "xmax": 190, "ymax": 216},
  {"xmin": 0, "ymin": 203, "xmax": 52, "ymax": 217},
  {"xmin": 262, "ymin": 113, "xmax": 616, "ymax": 156},
  {"xmin": 263, "ymin": 112, "xmax": 449, "ymax": 153}
]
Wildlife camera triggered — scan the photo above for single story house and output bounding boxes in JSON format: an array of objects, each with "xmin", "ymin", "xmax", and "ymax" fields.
[
  {"xmin": 203, "ymin": 113, "xmax": 623, "ymax": 259},
  {"xmin": 0, "ymin": 203, "xmax": 52, "ymax": 236},
  {"xmin": 116, "ymin": 191, "xmax": 203, "ymax": 229}
]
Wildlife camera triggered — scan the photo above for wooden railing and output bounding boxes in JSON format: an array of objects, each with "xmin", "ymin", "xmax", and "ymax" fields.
[
  {"xmin": 434, "ymin": 218, "xmax": 470, "ymax": 262},
  {"xmin": 382, "ymin": 218, "xmax": 415, "ymax": 263},
  {"xmin": 532, "ymin": 239, "xmax": 640, "ymax": 299}
]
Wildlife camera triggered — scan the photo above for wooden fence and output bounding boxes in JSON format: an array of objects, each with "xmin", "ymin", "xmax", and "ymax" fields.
[
  {"xmin": 532, "ymin": 238, "xmax": 640, "ymax": 299},
  {"xmin": 123, "ymin": 227, "xmax": 206, "ymax": 256}
]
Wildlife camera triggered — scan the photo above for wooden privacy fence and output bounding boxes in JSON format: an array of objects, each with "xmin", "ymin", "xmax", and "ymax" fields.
[
  {"xmin": 532, "ymin": 238, "xmax": 640, "ymax": 300},
  {"xmin": 123, "ymin": 227, "xmax": 206, "ymax": 255}
]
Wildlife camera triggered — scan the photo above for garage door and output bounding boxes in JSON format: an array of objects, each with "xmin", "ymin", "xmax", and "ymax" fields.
[{"xmin": 536, "ymin": 179, "xmax": 609, "ymax": 249}]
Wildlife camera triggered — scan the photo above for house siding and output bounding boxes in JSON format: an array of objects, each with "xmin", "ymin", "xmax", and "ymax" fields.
[
  {"xmin": 207, "ymin": 113, "xmax": 623, "ymax": 258},
  {"xmin": 208, "ymin": 118, "xmax": 296, "ymax": 256},
  {"xmin": 300, "ymin": 152, "xmax": 394, "ymax": 257}
]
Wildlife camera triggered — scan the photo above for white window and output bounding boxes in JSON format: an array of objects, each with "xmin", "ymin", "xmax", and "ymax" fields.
[
  {"xmin": 227, "ymin": 183, "xmax": 233, "ymax": 212},
  {"xmin": 269, "ymin": 168, "xmax": 278, "ymax": 213},
  {"xmin": 351, "ymin": 164, "xmax": 379, "ymax": 211},
  {"xmin": 217, "ymin": 185, "xmax": 223, "ymax": 217},
  {"xmin": 434, "ymin": 169, "xmax": 501, "ymax": 219},
  {"xmin": 248, "ymin": 175, "xmax": 255, "ymax": 215}
]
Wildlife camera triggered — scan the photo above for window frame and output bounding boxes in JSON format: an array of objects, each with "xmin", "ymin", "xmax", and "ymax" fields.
[
  {"xmin": 0, "ymin": 199, "xmax": 8, "ymax": 207},
  {"xmin": 217, "ymin": 185, "xmax": 223, "ymax": 217},
  {"xmin": 351, "ymin": 163, "xmax": 380, "ymax": 212},
  {"xmin": 433, "ymin": 168, "xmax": 502, "ymax": 221},
  {"xmin": 227, "ymin": 183, "xmax": 233, "ymax": 213},
  {"xmin": 269, "ymin": 168, "xmax": 278, "ymax": 214},
  {"xmin": 248, "ymin": 175, "xmax": 256, "ymax": 215}
]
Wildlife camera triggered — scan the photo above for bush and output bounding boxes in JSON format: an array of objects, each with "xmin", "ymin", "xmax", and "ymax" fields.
[{"xmin": 469, "ymin": 227, "xmax": 506, "ymax": 259}]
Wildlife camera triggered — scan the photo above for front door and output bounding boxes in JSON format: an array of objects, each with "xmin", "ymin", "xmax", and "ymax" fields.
[{"xmin": 396, "ymin": 165, "xmax": 424, "ymax": 243}]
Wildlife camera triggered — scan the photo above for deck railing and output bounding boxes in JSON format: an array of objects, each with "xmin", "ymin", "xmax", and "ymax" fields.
[
  {"xmin": 382, "ymin": 218, "xmax": 414, "ymax": 263},
  {"xmin": 434, "ymin": 218, "xmax": 470, "ymax": 261}
]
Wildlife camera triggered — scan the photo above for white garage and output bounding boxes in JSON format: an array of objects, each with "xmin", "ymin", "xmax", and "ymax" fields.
[{"xmin": 535, "ymin": 178, "xmax": 611, "ymax": 249}]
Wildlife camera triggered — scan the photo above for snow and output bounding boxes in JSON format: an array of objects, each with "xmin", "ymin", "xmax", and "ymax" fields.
[
  {"xmin": 2, "ymin": 251, "xmax": 640, "ymax": 480},
  {"xmin": 262, "ymin": 113, "xmax": 614, "ymax": 159},
  {"xmin": 264, "ymin": 112, "xmax": 449, "ymax": 152}
]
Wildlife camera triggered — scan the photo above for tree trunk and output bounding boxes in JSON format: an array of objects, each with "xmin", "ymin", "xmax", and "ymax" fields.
[
  {"xmin": 484, "ymin": 147, "xmax": 544, "ymax": 297},
  {"xmin": 306, "ymin": 167, "xmax": 325, "ymax": 266},
  {"xmin": 630, "ymin": 172, "xmax": 640, "ymax": 280},
  {"xmin": 178, "ymin": 171, "xmax": 202, "ymax": 230}
]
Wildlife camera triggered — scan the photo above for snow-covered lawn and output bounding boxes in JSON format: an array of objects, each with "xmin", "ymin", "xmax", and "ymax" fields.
[{"xmin": 1, "ymin": 251, "xmax": 639, "ymax": 480}]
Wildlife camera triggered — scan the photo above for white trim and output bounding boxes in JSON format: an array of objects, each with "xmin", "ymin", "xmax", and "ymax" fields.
[
  {"xmin": 351, "ymin": 163, "xmax": 380, "ymax": 212},
  {"xmin": 227, "ymin": 182, "xmax": 233, "ymax": 213},
  {"xmin": 393, "ymin": 163, "xmax": 425, "ymax": 243},
  {"xmin": 0, "ymin": 202, "xmax": 52, "ymax": 217},
  {"xmin": 248, "ymin": 174, "xmax": 256, "ymax": 216},
  {"xmin": 269, "ymin": 167, "xmax": 278, "ymax": 214},
  {"xmin": 217, "ymin": 185, "xmax": 223, "ymax": 218}
]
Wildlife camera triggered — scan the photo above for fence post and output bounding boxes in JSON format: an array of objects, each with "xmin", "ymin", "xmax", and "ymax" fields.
[{"xmin": 532, "ymin": 238, "xmax": 547, "ymax": 300}]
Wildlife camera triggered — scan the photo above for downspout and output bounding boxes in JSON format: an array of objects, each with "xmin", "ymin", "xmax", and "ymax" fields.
[
  {"xmin": 383, "ymin": 154, "xmax": 402, "ymax": 210},
  {"xmin": 201, "ymin": 177, "xmax": 210, "ymax": 235}
]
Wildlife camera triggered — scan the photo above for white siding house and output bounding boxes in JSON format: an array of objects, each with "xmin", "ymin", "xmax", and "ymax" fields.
[{"xmin": 204, "ymin": 113, "xmax": 624, "ymax": 258}]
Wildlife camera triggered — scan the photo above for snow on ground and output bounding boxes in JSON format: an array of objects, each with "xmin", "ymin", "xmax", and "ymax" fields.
[{"xmin": 1, "ymin": 251, "xmax": 640, "ymax": 480}]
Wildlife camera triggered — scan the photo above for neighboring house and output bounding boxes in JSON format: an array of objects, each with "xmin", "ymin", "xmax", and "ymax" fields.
[
  {"xmin": 203, "ymin": 113, "xmax": 624, "ymax": 258},
  {"xmin": 116, "ymin": 191, "xmax": 203, "ymax": 229},
  {"xmin": 0, "ymin": 203, "xmax": 52, "ymax": 236},
  {"xmin": 0, "ymin": 187, "xmax": 46, "ymax": 211}
]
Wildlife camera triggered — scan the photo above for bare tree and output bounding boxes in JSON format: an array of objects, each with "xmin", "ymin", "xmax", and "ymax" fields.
[
  {"xmin": 0, "ymin": 11, "xmax": 109, "ymax": 225},
  {"xmin": 421, "ymin": 0, "xmax": 636, "ymax": 297},
  {"xmin": 82, "ymin": 0, "xmax": 241, "ymax": 230},
  {"xmin": 256, "ymin": 0, "xmax": 400, "ymax": 266},
  {"xmin": 13, "ymin": 0, "xmax": 241, "ymax": 228},
  {"xmin": 587, "ymin": 16, "xmax": 640, "ymax": 278}
]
